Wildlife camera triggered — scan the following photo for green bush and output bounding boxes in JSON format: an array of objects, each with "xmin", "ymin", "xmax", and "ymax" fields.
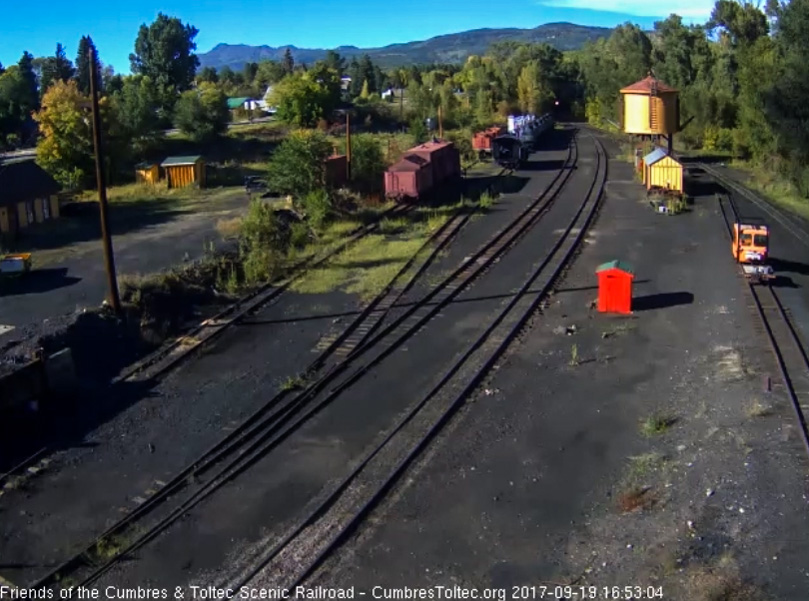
[
  {"xmin": 409, "ymin": 118, "xmax": 428, "ymax": 144},
  {"xmin": 290, "ymin": 221, "xmax": 312, "ymax": 248},
  {"xmin": 238, "ymin": 200, "xmax": 290, "ymax": 285},
  {"xmin": 173, "ymin": 83, "xmax": 229, "ymax": 143},
  {"xmin": 301, "ymin": 188, "xmax": 332, "ymax": 230},
  {"xmin": 348, "ymin": 134, "xmax": 386, "ymax": 190},
  {"xmin": 267, "ymin": 130, "xmax": 334, "ymax": 197},
  {"xmin": 716, "ymin": 128, "xmax": 734, "ymax": 152},
  {"xmin": 446, "ymin": 128, "xmax": 474, "ymax": 163}
]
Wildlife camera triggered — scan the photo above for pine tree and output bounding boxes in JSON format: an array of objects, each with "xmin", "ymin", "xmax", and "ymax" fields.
[
  {"xmin": 75, "ymin": 36, "xmax": 101, "ymax": 95},
  {"xmin": 360, "ymin": 79, "xmax": 370, "ymax": 99},
  {"xmin": 40, "ymin": 43, "xmax": 75, "ymax": 96},
  {"xmin": 17, "ymin": 51, "xmax": 39, "ymax": 111},
  {"xmin": 283, "ymin": 48, "xmax": 294, "ymax": 75}
]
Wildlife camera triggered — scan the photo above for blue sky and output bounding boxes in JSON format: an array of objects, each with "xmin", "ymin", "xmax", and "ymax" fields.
[{"xmin": 0, "ymin": 0, "xmax": 715, "ymax": 74}]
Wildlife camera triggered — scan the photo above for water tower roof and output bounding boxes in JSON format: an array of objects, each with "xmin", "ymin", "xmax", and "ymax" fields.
[{"xmin": 620, "ymin": 76, "xmax": 677, "ymax": 94}]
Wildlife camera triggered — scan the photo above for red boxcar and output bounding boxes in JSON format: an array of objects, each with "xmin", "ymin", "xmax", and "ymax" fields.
[
  {"xmin": 409, "ymin": 140, "xmax": 461, "ymax": 186},
  {"xmin": 384, "ymin": 154, "xmax": 433, "ymax": 200},
  {"xmin": 384, "ymin": 140, "xmax": 460, "ymax": 200},
  {"xmin": 472, "ymin": 127, "xmax": 506, "ymax": 156},
  {"xmin": 325, "ymin": 154, "xmax": 347, "ymax": 188}
]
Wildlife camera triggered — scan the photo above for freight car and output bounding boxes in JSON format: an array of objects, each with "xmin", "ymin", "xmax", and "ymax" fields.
[
  {"xmin": 472, "ymin": 126, "xmax": 506, "ymax": 159},
  {"xmin": 384, "ymin": 139, "xmax": 461, "ymax": 201},
  {"xmin": 492, "ymin": 135, "xmax": 528, "ymax": 170},
  {"xmin": 507, "ymin": 113, "xmax": 554, "ymax": 151}
]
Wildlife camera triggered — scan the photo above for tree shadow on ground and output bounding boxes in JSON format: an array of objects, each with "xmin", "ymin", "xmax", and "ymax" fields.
[
  {"xmin": 686, "ymin": 170, "xmax": 727, "ymax": 197},
  {"xmin": 11, "ymin": 200, "xmax": 189, "ymax": 252},
  {"xmin": 518, "ymin": 159, "xmax": 569, "ymax": 172},
  {"xmin": 0, "ymin": 268, "xmax": 81, "ymax": 297},
  {"xmin": 679, "ymin": 155, "xmax": 732, "ymax": 165},
  {"xmin": 534, "ymin": 127, "xmax": 575, "ymax": 153},
  {"xmin": 769, "ymin": 257, "xmax": 809, "ymax": 277},
  {"xmin": 632, "ymin": 291, "xmax": 694, "ymax": 311}
]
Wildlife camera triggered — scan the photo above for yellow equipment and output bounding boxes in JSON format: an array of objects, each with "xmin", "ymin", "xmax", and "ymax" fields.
[
  {"xmin": 0, "ymin": 253, "xmax": 32, "ymax": 276},
  {"xmin": 732, "ymin": 218, "xmax": 774, "ymax": 283}
]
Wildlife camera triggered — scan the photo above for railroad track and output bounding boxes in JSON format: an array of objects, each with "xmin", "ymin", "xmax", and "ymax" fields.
[
  {"xmin": 32, "ymin": 136, "xmax": 579, "ymax": 592},
  {"xmin": 2, "ymin": 169, "xmax": 510, "ymax": 496},
  {"xmin": 222, "ymin": 130, "xmax": 607, "ymax": 591},
  {"xmin": 717, "ymin": 193, "xmax": 809, "ymax": 459},
  {"xmin": 699, "ymin": 163, "xmax": 809, "ymax": 250},
  {"xmin": 0, "ymin": 201, "xmax": 414, "ymax": 496}
]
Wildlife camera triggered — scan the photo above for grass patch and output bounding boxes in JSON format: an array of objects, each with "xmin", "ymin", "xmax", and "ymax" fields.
[
  {"xmin": 569, "ymin": 344, "xmax": 580, "ymax": 366},
  {"xmin": 624, "ymin": 452, "xmax": 667, "ymax": 487},
  {"xmin": 601, "ymin": 322, "xmax": 636, "ymax": 339},
  {"xmin": 640, "ymin": 414, "xmax": 676, "ymax": 437},
  {"xmin": 90, "ymin": 534, "xmax": 129, "ymax": 562},
  {"xmin": 683, "ymin": 558, "xmax": 766, "ymax": 601},
  {"xmin": 280, "ymin": 374, "xmax": 306, "ymax": 392},
  {"xmin": 478, "ymin": 190, "xmax": 497, "ymax": 210},
  {"xmin": 291, "ymin": 234, "xmax": 427, "ymax": 301},
  {"xmin": 730, "ymin": 160, "xmax": 809, "ymax": 222},
  {"xmin": 747, "ymin": 399, "xmax": 774, "ymax": 418},
  {"xmin": 216, "ymin": 216, "xmax": 243, "ymax": 240}
]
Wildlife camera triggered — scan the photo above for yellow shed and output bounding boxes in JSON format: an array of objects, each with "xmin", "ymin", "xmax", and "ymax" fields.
[
  {"xmin": 643, "ymin": 148, "xmax": 683, "ymax": 194},
  {"xmin": 135, "ymin": 162, "xmax": 161, "ymax": 185},
  {"xmin": 161, "ymin": 156, "xmax": 206, "ymax": 189},
  {"xmin": 620, "ymin": 76, "xmax": 679, "ymax": 137}
]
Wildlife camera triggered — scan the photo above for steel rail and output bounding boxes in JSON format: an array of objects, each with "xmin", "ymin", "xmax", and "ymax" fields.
[
  {"xmin": 717, "ymin": 193, "xmax": 809, "ymax": 459},
  {"xmin": 233, "ymin": 132, "xmax": 608, "ymax": 591},
  {"xmin": 49, "ymin": 137, "xmax": 578, "ymax": 591}
]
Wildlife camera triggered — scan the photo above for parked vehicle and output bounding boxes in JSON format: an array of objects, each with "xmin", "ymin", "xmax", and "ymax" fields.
[
  {"xmin": 732, "ymin": 217, "xmax": 775, "ymax": 284},
  {"xmin": 0, "ymin": 253, "xmax": 32, "ymax": 277}
]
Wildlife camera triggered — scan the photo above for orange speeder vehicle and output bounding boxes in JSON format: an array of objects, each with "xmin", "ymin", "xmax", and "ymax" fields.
[{"xmin": 731, "ymin": 216, "xmax": 775, "ymax": 283}]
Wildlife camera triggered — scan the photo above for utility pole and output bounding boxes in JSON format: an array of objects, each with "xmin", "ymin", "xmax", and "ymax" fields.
[
  {"xmin": 438, "ymin": 105, "xmax": 443, "ymax": 139},
  {"xmin": 89, "ymin": 47, "xmax": 121, "ymax": 316},
  {"xmin": 346, "ymin": 112, "xmax": 352, "ymax": 181}
]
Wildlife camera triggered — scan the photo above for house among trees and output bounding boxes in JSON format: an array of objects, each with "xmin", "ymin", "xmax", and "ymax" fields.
[
  {"xmin": 227, "ymin": 97, "xmax": 259, "ymax": 111},
  {"xmin": 0, "ymin": 159, "xmax": 62, "ymax": 238}
]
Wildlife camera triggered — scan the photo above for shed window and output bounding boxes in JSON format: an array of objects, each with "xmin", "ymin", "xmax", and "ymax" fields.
[
  {"xmin": 42, "ymin": 198, "xmax": 51, "ymax": 219},
  {"xmin": 26, "ymin": 201, "xmax": 35, "ymax": 223}
]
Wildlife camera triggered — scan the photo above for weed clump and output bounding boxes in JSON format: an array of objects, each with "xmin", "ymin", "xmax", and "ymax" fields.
[{"xmin": 640, "ymin": 415, "xmax": 676, "ymax": 437}]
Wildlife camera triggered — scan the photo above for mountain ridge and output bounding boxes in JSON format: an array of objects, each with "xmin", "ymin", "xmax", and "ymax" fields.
[{"xmin": 197, "ymin": 22, "xmax": 613, "ymax": 71}]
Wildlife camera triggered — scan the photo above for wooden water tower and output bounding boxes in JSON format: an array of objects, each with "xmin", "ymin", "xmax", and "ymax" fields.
[{"xmin": 619, "ymin": 73, "xmax": 680, "ymax": 154}]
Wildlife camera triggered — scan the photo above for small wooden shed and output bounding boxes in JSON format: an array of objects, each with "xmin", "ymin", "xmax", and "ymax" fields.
[
  {"xmin": 135, "ymin": 162, "xmax": 160, "ymax": 185},
  {"xmin": 161, "ymin": 156, "xmax": 206, "ymax": 189},
  {"xmin": 0, "ymin": 159, "xmax": 62, "ymax": 237},
  {"xmin": 643, "ymin": 148, "xmax": 683, "ymax": 194}
]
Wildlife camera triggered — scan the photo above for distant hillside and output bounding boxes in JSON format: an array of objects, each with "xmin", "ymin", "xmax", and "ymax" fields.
[{"xmin": 198, "ymin": 22, "xmax": 612, "ymax": 71}]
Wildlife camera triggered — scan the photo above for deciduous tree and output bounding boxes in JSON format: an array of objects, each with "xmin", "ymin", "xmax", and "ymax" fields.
[
  {"xmin": 33, "ymin": 79, "xmax": 94, "ymax": 189},
  {"xmin": 266, "ymin": 129, "xmax": 333, "ymax": 198},
  {"xmin": 173, "ymin": 82, "xmax": 228, "ymax": 143}
]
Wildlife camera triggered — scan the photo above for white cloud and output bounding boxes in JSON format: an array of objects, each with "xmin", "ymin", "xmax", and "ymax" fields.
[{"xmin": 539, "ymin": 0, "xmax": 714, "ymax": 19}]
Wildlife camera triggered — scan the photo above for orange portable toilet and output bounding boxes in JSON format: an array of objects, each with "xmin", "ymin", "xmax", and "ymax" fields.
[{"xmin": 596, "ymin": 260, "xmax": 634, "ymax": 314}]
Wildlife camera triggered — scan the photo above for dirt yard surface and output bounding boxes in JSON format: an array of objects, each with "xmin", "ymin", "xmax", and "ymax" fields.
[
  {"xmin": 87, "ymin": 129, "xmax": 606, "ymax": 588},
  {"xmin": 0, "ymin": 188, "xmax": 248, "ymax": 334},
  {"xmin": 306, "ymin": 131, "xmax": 809, "ymax": 599},
  {"xmin": 0, "ymin": 165, "xmax": 522, "ymax": 587}
]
